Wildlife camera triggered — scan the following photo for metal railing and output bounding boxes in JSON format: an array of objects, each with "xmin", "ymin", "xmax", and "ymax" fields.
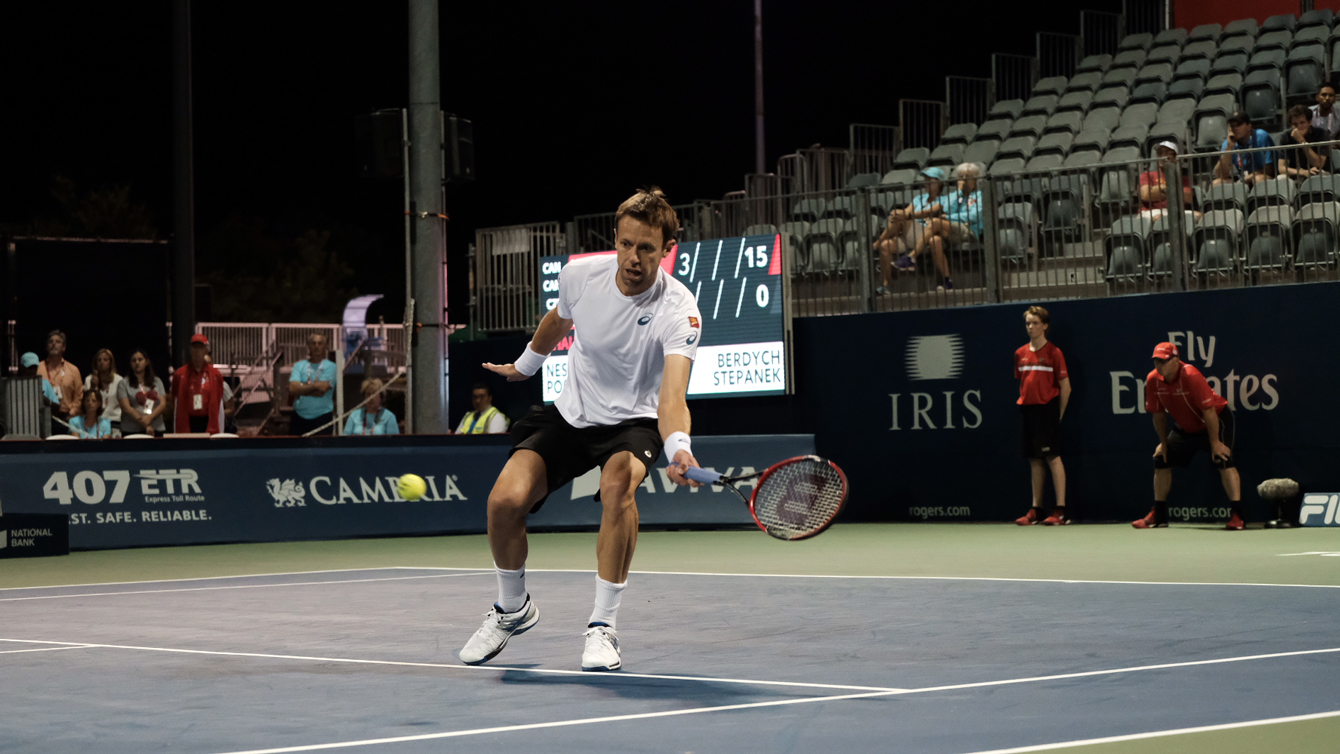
[
  {"xmin": 849, "ymin": 124, "xmax": 900, "ymax": 177},
  {"xmin": 1037, "ymin": 32, "xmax": 1081, "ymax": 80},
  {"xmin": 946, "ymin": 77, "xmax": 994, "ymax": 127},
  {"xmin": 898, "ymin": 100, "xmax": 946, "ymax": 151},
  {"xmin": 1122, "ymin": 0, "xmax": 1168, "ymax": 37},
  {"xmin": 471, "ymin": 221, "xmax": 564, "ymax": 332},
  {"xmin": 1080, "ymin": 10, "xmax": 1123, "ymax": 57},
  {"xmin": 992, "ymin": 53, "xmax": 1038, "ymax": 103},
  {"xmin": 196, "ymin": 322, "xmax": 408, "ymax": 370}
]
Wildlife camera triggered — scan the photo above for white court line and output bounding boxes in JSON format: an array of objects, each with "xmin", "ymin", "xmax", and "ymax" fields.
[
  {"xmin": 0, "ymin": 566, "xmax": 423, "ymax": 592},
  {"xmin": 0, "ymin": 572, "xmax": 491, "ymax": 603},
  {"xmin": 0, "ymin": 645, "xmax": 94, "ymax": 655},
  {"xmin": 955, "ymin": 709, "xmax": 1340, "ymax": 754},
  {"xmin": 199, "ymin": 651, "xmax": 1340, "ymax": 754},
  {"xmin": 0, "ymin": 639, "xmax": 903, "ymax": 693}
]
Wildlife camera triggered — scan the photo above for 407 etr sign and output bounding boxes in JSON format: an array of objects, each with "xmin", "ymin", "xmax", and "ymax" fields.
[{"xmin": 41, "ymin": 469, "xmax": 203, "ymax": 506}]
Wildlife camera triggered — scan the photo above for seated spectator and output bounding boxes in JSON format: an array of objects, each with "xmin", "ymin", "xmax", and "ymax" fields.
[
  {"xmin": 1213, "ymin": 112, "xmax": 1276, "ymax": 187},
  {"xmin": 118, "ymin": 349, "xmax": 168, "ymax": 436},
  {"xmin": 36, "ymin": 330, "xmax": 82, "ymax": 431},
  {"xmin": 171, "ymin": 334, "xmax": 226, "ymax": 434},
  {"xmin": 83, "ymin": 348, "xmax": 124, "ymax": 435},
  {"xmin": 1279, "ymin": 104, "xmax": 1331, "ymax": 179},
  {"xmin": 873, "ymin": 167, "xmax": 948, "ymax": 294},
  {"xmin": 1310, "ymin": 84, "xmax": 1340, "ymax": 139},
  {"xmin": 454, "ymin": 382, "xmax": 509, "ymax": 434},
  {"xmin": 923, "ymin": 162, "xmax": 986, "ymax": 292},
  {"xmin": 68, "ymin": 387, "xmax": 113, "ymax": 439},
  {"xmin": 289, "ymin": 332, "xmax": 337, "ymax": 436},
  {"xmin": 1139, "ymin": 141, "xmax": 1197, "ymax": 220},
  {"xmin": 345, "ymin": 378, "xmax": 399, "ymax": 435}
]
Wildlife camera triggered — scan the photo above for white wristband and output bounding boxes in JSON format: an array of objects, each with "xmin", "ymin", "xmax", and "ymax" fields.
[
  {"xmin": 513, "ymin": 344, "xmax": 547, "ymax": 376},
  {"xmin": 664, "ymin": 431, "xmax": 692, "ymax": 465}
]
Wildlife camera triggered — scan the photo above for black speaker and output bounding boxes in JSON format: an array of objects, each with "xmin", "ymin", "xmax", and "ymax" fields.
[
  {"xmin": 445, "ymin": 114, "xmax": 474, "ymax": 186},
  {"xmin": 355, "ymin": 109, "xmax": 404, "ymax": 179}
]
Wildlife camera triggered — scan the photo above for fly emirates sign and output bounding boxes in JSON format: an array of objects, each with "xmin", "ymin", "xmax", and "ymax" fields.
[{"xmin": 1109, "ymin": 330, "xmax": 1280, "ymax": 415}]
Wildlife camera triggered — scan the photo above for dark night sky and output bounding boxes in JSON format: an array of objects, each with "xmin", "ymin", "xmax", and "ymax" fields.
[{"xmin": 0, "ymin": 0, "xmax": 1120, "ymax": 321}]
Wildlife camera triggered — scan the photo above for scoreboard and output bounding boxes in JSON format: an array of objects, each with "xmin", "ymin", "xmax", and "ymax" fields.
[{"xmin": 538, "ymin": 233, "xmax": 789, "ymax": 401}]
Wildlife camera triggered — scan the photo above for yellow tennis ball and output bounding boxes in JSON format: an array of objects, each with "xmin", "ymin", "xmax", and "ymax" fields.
[{"xmin": 397, "ymin": 474, "xmax": 427, "ymax": 501}]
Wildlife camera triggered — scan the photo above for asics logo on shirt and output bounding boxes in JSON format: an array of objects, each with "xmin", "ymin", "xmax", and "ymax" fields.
[
  {"xmin": 637, "ymin": 314, "xmax": 653, "ymax": 325},
  {"xmin": 686, "ymin": 333, "xmax": 698, "ymax": 345}
]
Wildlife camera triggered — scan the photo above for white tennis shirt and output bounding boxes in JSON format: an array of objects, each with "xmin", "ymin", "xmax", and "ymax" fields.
[{"xmin": 554, "ymin": 255, "xmax": 701, "ymax": 428}]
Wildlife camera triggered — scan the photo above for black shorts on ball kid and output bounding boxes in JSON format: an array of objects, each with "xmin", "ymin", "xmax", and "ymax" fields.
[
  {"xmin": 509, "ymin": 403, "xmax": 663, "ymax": 512},
  {"xmin": 1019, "ymin": 398, "xmax": 1061, "ymax": 459},
  {"xmin": 1155, "ymin": 407, "xmax": 1236, "ymax": 469}
]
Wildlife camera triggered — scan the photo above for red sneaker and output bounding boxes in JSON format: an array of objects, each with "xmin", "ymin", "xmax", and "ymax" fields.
[
  {"xmin": 1226, "ymin": 511, "xmax": 1245, "ymax": 530},
  {"xmin": 1015, "ymin": 508, "xmax": 1040, "ymax": 526},
  {"xmin": 1042, "ymin": 510, "xmax": 1070, "ymax": 526},
  {"xmin": 1132, "ymin": 509, "xmax": 1165, "ymax": 529}
]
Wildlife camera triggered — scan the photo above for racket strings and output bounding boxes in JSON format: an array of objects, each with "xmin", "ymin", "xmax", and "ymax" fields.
[{"xmin": 751, "ymin": 459, "xmax": 845, "ymax": 539}]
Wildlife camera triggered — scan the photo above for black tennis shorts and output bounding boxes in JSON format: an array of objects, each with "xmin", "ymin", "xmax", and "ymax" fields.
[
  {"xmin": 509, "ymin": 403, "xmax": 663, "ymax": 512},
  {"xmin": 1155, "ymin": 407, "xmax": 1236, "ymax": 469},
  {"xmin": 1020, "ymin": 398, "xmax": 1062, "ymax": 459}
]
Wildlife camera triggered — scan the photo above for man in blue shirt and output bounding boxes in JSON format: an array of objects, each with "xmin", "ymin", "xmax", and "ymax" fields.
[
  {"xmin": 289, "ymin": 332, "xmax": 338, "ymax": 436},
  {"xmin": 1214, "ymin": 111, "xmax": 1276, "ymax": 187}
]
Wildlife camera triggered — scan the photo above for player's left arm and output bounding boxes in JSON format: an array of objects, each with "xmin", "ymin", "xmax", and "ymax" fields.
[
  {"xmin": 1055, "ymin": 349, "xmax": 1070, "ymax": 420},
  {"xmin": 1057, "ymin": 378, "xmax": 1071, "ymax": 420},
  {"xmin": 658, "ymin": 354, "xmax": 700, "ymax": 487}
]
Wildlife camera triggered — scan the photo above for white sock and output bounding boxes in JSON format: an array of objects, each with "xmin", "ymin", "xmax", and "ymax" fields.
[
  {"xmin": 588, "ymin": 576, "xmax": 626, "ymax": 628},
  {"xmin": 495, "ymin": 565, "xmax": 527, "ymax": 613}
]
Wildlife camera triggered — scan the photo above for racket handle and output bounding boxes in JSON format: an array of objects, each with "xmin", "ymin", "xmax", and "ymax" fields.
[{"xmin": 684, "ymin": 466, "xmax": 722, "ymax": 484}]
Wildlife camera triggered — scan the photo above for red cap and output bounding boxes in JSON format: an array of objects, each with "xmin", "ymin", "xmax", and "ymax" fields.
[
  {"xmin": 1151, "ymin": 342, "xmax": 1178, "ymax": 359},
  {"xmin": 190, "ymin": 333, "xmax": 209, "ymax": 345}
]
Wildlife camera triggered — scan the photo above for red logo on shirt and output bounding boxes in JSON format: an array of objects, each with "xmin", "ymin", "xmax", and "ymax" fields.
[{"xmin": 688, "ymin": 317, "xmax": 700, "ymax": 328}]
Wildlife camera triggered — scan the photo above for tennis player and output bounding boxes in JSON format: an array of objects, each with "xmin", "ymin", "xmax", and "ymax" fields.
[
  {"xmin": 1013, "ymin": 306, "xmax": 1070, "ymax": 526},
  {"xmin": 1133, "ymin": 342, "xmax": 1243, "ymax": 530},
  {"xmin": 460, "ymin": 188, "xmax": 703, "ymax": 671}
]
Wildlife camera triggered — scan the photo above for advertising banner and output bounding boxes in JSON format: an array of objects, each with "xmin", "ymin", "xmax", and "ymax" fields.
[
  {"xmin": 0, "ymin": 514, "xmax": 69, "ymax": 558},
  {"xmin": 794, "ymin": 283, "xmax": 1339, "ymax": 523},
  {"xmin": 0, "ymin": 435, "xmax": 812, "ymax": 550}
]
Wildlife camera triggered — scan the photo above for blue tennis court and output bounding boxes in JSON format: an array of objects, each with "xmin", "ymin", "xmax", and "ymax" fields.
[{"xmin": 3, "ymin": 563, "xmax": 1337, "ymax": 753}]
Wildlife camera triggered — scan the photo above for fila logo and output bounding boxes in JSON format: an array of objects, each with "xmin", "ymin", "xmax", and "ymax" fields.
[
  {"xmin": 637, "ymin": 315, "xmax": 653, "ymax": 325},
  {"xmin": 1299, "ymin": 494, "xmax": 1340, "ymax": 526}
]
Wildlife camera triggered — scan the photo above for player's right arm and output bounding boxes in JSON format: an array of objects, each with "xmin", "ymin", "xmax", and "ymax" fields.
[{"xmin": 483, "ymin": 308, "xmax": 572, "ymax": 382}]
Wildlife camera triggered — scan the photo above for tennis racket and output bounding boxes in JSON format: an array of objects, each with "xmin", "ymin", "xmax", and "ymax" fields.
[{"xmin": 685, "ymin": 455, "xmax": 848, "ymax": 541}]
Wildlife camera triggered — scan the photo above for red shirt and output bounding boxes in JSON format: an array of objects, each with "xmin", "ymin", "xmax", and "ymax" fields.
[
  {"xmin": 1014, "ymin": 341, "xmax": 1068, "ymax": 405},
  {"xmin": 1138, "ymin": 170, "xmax": 1192, "ymax": 211},
  {"xmin": 1144, "ymin": 363, "xmax": 1228, "ymax": 433},
  {"xmin": 171, "ymin": 362, "xmax": 225, "ymax": 433}
]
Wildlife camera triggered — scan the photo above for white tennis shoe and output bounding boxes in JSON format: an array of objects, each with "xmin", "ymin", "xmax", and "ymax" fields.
[
  {"xmin": 581, "ymin": 624, "xmax": 621, "ymax": 671},
  {"xmin": 458, "ymin": 598, "xmax": 539, "ymax": 665}
]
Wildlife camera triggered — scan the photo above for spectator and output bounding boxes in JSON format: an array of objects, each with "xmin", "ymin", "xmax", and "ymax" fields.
[
  {"xmin": 1133, "ymin": 342, "xmax": 1243, "ymax": 530},
  {"xmin": 289, "ymin": 332, "xmax": 337, "ymax": 436},
  {"xmin": 454, "ymin": 381, "xmax": 509, "ymax": 434},
  {"xmin": 924, "ymin": 162, "xmax": 986, "ymax": 292},
  {"xmin": 1310, "ymin": 84, "xmax": 1340, "ymax": 139},
  {"xmin": 19, "ymin": 352, "xmax": 61, "ymax": 406},
  {"xmin": 36, "ymin": 330, "xmax": 82, "ymax": 430},
  {"xmin": 344, "ymin": 378, "xmax": 399, "ymax": 435},
  {"xmin": 873, "ymin": 167, "xmax": 948, "ymax": 294},
  {"xmin": 1279, "ymin": 104, "xmax": 1331, "ymax": 179},
  {"xmin": 1138, "ymin": 141, "xmax": 1197, "ymax": 220},
  {"xmin": 118, "ymin": 349, "xmax": 168, "ymax": 436},
  {"xmin": 1013, "ymin": 306, "xmax": 1071, "ymax": 526},
  {"xmin": 83, "ymin": 348, "xmax": 124, "ymax": 435},
  {"xmin": 68, "ymin": 387, "xmax": 113, "ymax": 439},
  {"xmin": 1213, "ymin": 111, "xmax": 1276, "ymax": 187},
  {"xmin": 171, "ymin": 334, "xmax": 226, "ymax": 434}
]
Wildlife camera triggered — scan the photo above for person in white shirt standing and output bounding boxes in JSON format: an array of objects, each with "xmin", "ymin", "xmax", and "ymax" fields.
[{"xmin": 460, "ymin": 188, "xmax": 704, "ymax": 672}]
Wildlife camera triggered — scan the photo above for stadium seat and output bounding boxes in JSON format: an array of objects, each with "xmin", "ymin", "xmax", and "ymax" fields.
[
  {"xmin": 845, "ymin": 173, "xmax": 881, "ymax": 189},
  {"xmin": 1292, "ymin": 201, "xmax": 1340, "ymax": 266},
  {"xmin": 880, "ymin": 168, "xmax": 920, "ymax": 187},
  {"xmin": 1174, "ymin": 57, "xmax": 1213, "ymax": 79},
  {"xmin": 1193, "ymin": 94, "xmax": 1237, "ymax": 150},
  {"xmin": 987, "ymin": 100, "xmax": 1024, "ymax": 121},
  {"xmin": 962, "ymin": 140, "xmax": 999, "ymax": 167},
  {"xmin": 1262, "ymin": 13, "xmax": 1296, "ymax": 33},
  {"xmin": 1286, "ymin": 43, "xmax": 1326, "ymax": 101},
  {"xmin": 1035, "ymin": 76, "xmax": 1069, "ymax": 97},
  {"xmin": 1167, "ymin": 75, "xmax": 1206, "ymax": 102},
  {"xmin": 1248, "ymin": 48, "xmax": 1288, "ymax": 73},
  {"xmin": 1056, "ymin": 90, "xmax": 1094, "ymax": 114},
  {"xmin": 1025, "ymin": 153, "xmax": 1064, "ymax": 172},
  {"xmin": 1210, "ymin": 51, "xmax": 1249, "ymax": 76},
  {"xmin": 893, "ymin": 147, "xmax": 931, "ymax": 171},
  {"xmin": 1103, "ymin": 145, "xmax": 1143, "ymax": 163},
  {"xmin": 988, "ymin": 157, "xmax": 1027, "ymax": 177},
  {"xmin": 1105, "ymin": 216, "xmax": 1152, "ymax": 278},
  {"xmin": 838, "ymin": 217, "xmax": 876, "ymax": 271},
  {"xmin": 1097, "ymin": 155, "xmax": 1139, "ymax": 214},
  {"xmin": 869, "ymin": 190, "xmax": 901, "ymax": 217},
  {"xmin": 1102, "ymin": 68, "xmax": 1139, "ymax": 89},
  {"xmin": 1109, "ymin": 124, "xmax": 1150, "ymax": 151},
  {"xmin": 975, "ymin": 119, "xmax": 1013, "ymax": 144},
  {"xmin": 1093, "ymin": 85, "xmax": 1132, "ymax": 109},
  {"xmin": 822, "ymin": 195, "xmax": 860, "ymax": 220},
  {"xmin": 1296, "ymin": 174, "xmax": 1340, "ymax": 207},
  {"xmin": 1204, "ymin": 183, "xmax": 1248, "ymax": 213},
  {"xmin": 1137, "ymin": 62, "xmax": 1175, "ymax": 83},
  {"xmin": 1255, "ymin": 29, "xmax": 1294, "ymax": 53},
  {"xmin": 1219, "ymin": 34, "xmax": 1255, "ymax": 57},
  {"xmin": 1194, "ymin": 209, "xmax": 1244, "ymax": 273},
  {"xmin": 1042, "ymin": 174, "xmax": 1088, "ymax": 247},
  {"xmin": 779, "ymin": 221, "xmax": 811, "ymax": 271},
  {"xmin": 1154, "ymin": 28, "xmax": 1189, "ymax": 46},
  {"xmin": 743, "ymin": 223, "xmax": 779, "ymax": 236},
  {"xmin": 1009, "ymin": 115, "xmax": 1049, "ymax": 139},
  {"xmin": 941, "ymin": 123, "xmax": 978, "ymax": 146},
  {"xmin": 1188, "ymin": 23, "xmax": 1223, "ymax": 43},
  {"xmin": 1062, "ymin": 150, "xmax": 1102, "ymax": 169},
  {"xmin": 927, "ymin": 143, "xmax": 965, "ymax": 170},
  {"xmin": 1206, "ymin": 73, "xmax": 1244, "ymax": 99},
  {"xmin": 1149, "ymin": 212, "xmax": 1196, "ymax": 276},
  {"xmin": 997, "ymin": 203, "xmax": 1035, "ymax": 263},
  {"xmin": 1035, "ymin": 132, "xmax": 1074, "ymax": 156},
  {"xmin": 1291, "ymin": 25, "xmax": 1329, "ymax": 47},
  {"xmin": 1157, "ymin": 98, "xmax": 1197, "ymax": 124},
  {"xmin": 1146, "ymin": 44, "xmax": 1182, "ymax": 65},
  {"xmin": 1119, "ymin": 102, "xmax": 1159, "ymax": 129},
  {"xmin": 1179, "ymin": 39, "xmax": 1218, "ymax": 62},
  {"xmin": 1077, "ymin": 54, "xmax": 1112, "ymax": 74},
  {"xmin": 1298, "ymin": 9, "xmax": 1334, "ymax": 30},
  {"xmin": 1332, "ymin": 33, "xmax": 1340, "ymax": 78},
  {"xmin": 1065, "ymin": 72, "xmax": 1103, "ymax": 93},
  {"xmin": 1248, "ymin": 179, "xmax": 1297, "ymax": 213},
  {"xmin": 999, "ymin": 176, "xmax": 1047, "ymax": 207},
  {"xmin": 1021, "ymin": 94, "xmax": 1060, "ymax": 117},
  {"xmin": 1083, "ymin": 106, "xmax": 1122, "ymax": 133},
  {"xmin": 997, "ymin": 136, "xmax": 1037, "ymax": 161},
  {"xmin": 1242, "ymin": 68, "xmax": 1285, "ymax": 129},
  {"xmin": 1223, "ymin": 18, "xmax": 1260, "ymax": 38},
  {"xmin": 790, "ymin": 197, "xmax": 828, "ymax": 222},
  {"xmin": 1244, "ymin": 206, "xmax": 1293, "ymax": 270},
  {"xmin": 1071, "ymin": 129, "xmax": 1110, "ymax": 157},
  {"xmin": 1111, "ymin": 49, "xmax": 1147, "ymax": 71},
  {"xmin": 804, "ymin": 218, "xmax": 845, "ymax": 273},
  {"xmin": 1119, "ymin": 32, "xmax": 1154, "ymax": 52},
  {"xmin": 1131, "ymin": 79, "xmax": 1167, "ymax": 104},
  {"xmin": 1043, "ymin": 110, "xmax": 1084, "ymax": 136}
]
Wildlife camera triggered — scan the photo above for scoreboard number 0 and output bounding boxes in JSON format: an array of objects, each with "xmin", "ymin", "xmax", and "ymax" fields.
[{"xmin": 756, "ymin": 284, "xmax": 769, "ymax": 308}]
